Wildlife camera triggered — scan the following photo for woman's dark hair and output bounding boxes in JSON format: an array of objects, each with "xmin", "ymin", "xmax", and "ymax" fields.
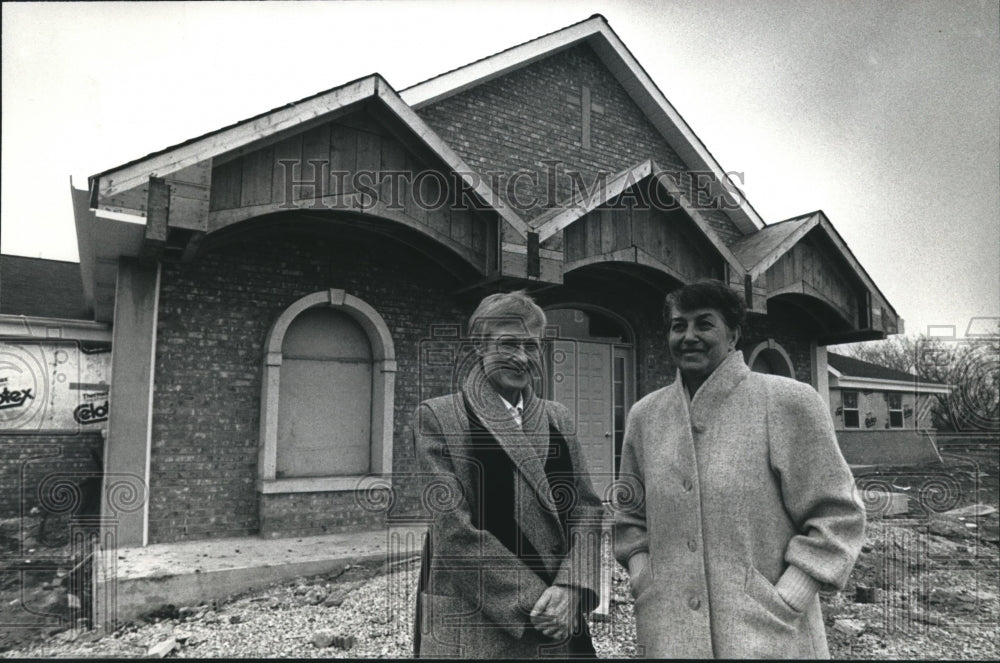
[{"xmin": 663, "ymin": 279, "xmax": 746, "ymax": 331}]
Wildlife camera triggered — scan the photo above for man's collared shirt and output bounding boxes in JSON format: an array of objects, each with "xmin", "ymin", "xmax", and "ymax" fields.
[{"xmin": 498, "ymin": 393, "xmax": 524, "ymax": 427}]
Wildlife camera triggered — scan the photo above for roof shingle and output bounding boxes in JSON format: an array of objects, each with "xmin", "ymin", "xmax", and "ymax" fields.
[{"xmin": 0, "ymin": 255, "xmax": 90, "ymax": 320}]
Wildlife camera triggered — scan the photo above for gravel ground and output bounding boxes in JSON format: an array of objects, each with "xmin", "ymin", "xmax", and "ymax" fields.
[
  {"xmin": 2, "ymin": 550, "xmax": 638, "ymax": 659},
  {"xmin": 4, "ymin": 517, "xmax": 997, "ymax": 659},
  {"xmin": 3, "ymin": 490, "xmax": 998, "ymax": 658}
]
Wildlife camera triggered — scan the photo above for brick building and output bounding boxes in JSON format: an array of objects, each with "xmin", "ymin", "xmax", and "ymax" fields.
[
  {"xmin": 0, "ymin": 256, "xmax": 111, "ymax": 525},
  {"xmin": 6, "ymin": 16, "xmax": 905, "ymax": 546}
]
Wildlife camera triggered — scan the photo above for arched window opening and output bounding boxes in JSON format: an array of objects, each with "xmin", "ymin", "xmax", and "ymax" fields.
[
  {"xmin": 747, "ymin": 341, "xmax": 795, "ymax": 378},
  {"xmin": 277, "ymin": 307, "xmax": 373, "ymax": 478},
  {"xmin": 259, "ymin": 289, "xmax": 396, "ymax": 494}
]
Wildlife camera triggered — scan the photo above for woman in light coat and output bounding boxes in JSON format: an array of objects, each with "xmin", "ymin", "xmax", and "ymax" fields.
[{"xmin": 614, "ymin": 279, "xmax": 865, "ymax": 659}]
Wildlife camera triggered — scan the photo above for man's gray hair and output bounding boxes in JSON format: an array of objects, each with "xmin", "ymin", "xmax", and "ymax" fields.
[{"xmin": 468, "ymin": 290, "xmax": 546, "ymax": 339}]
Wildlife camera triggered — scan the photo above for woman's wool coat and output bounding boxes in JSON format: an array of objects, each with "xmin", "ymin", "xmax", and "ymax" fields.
[{"xmin": 614, "ymin": 351, "xmax": 865, "ymax": 658}]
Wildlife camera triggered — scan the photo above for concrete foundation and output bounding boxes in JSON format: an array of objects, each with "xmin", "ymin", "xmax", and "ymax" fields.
[{"xmin": 92, "ymin": 525, "xmax": 426, "ymax": 629}]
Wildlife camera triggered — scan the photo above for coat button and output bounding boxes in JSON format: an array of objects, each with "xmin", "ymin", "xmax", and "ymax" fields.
[
  {"xmin": 692, "ymin": 423, "xmax": 704, "ymax": 434},
  {"xmin": 687, "ymin": 539, "xmax": 698, "ymax": 552},
  {"xmin": 682, "ymin": 478, "xmax": 693, "ymax": 492},
  {"xmin": 688, "ymin": 596, "xmax": 701, "ymax": 610}
]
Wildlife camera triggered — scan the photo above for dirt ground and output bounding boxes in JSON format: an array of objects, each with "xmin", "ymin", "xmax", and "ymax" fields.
[{"xmin": 2, "ymin": 444, "xmax": 997, "ymax": 658}]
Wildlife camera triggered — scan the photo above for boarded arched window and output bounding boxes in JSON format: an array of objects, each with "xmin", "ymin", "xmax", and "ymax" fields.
[
  {"xmin": 259, "ymin": 289, "xmax": 396, "ymax": 495},
  {"xmin": 277, "ymin": 307, "xmax": 373, "ymax": 478}
]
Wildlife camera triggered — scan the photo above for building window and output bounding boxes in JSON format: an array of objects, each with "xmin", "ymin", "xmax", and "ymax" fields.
[
  {"xmin": 887, "ymin": 392, "xmax": 904, "ymax": 429},
  {"xmin": 842, "ymin": 391, "xmax": 860, "ymax": 428},
  {"xmin": 259, "ymin": 289, "xmax": 396, "ymax": 493},
  {"xmin": 277, "ymin": 307, "xmax": 372, "ymax": 477}
]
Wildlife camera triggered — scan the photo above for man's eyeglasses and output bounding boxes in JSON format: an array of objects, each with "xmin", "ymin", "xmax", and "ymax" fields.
[{"xmin": 494, "ymin": 337, "xmax": 544, "ymax": 356}]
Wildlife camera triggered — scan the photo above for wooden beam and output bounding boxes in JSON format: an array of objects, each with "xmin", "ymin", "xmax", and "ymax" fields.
[
  {"xmin": 527, "ymin": 232, "xmax": 540, "ymax": 278},
  {"xmin": 164, "ymin": 161, "xmax": 211, "ymax": 231},
  {"xmin": 650, "ymin": 162, "xmax": 747, "ymax": 280},
  {"xmin": 140, "ymin": 176, "xmax": 169, "ymax": 260},
  {"xmin": 535, "ymin": 160, "xmax": 651, "ymax": 242}
]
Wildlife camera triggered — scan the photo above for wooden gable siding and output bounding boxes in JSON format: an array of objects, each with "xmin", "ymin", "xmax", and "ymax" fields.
[
  {"xmin": 564, "ymin": 196, "xmax": 722, "ymax": 282},
  {"xmin": 416, "ymin": 43, "xmax": 746, "ymax": 245},
  {"xmin": 764, "ymin": 232, "xmax": 859, "ymax": 326},
  {"xmin": 207, "ymin": 114, "xmax": 490, "ymax": 266}
]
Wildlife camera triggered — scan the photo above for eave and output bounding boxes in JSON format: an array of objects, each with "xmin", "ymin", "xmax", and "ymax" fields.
[
  {"xmin": 87, "ymin": 74, "xmax": 528, "ymax": 237},
  {"xmin": 0, "ymin": 314, "xmax": 112, "ymax": 342},
  {"xmin": 829, "ymin": 373, "xmax": 953, "ymax": 395},
  {"xmin": 533, "ymin": 158, "xmax": 747, "ymax": 279}
]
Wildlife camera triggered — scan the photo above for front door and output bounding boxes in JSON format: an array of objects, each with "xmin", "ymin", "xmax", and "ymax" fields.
[{"xmin": 551, "ymin": 340, "xmax": 613, "ymax": 498}]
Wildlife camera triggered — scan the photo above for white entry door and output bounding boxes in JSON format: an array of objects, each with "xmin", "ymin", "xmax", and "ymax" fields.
[{"xmin": 551, "ymin": 340, "xmax": 613, "ymax": 499}]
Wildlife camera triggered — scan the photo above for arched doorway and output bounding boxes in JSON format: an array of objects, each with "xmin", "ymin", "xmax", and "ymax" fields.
[{"xmin": 545, "ymin": 307, "xmax": 634, "ymax": 500}]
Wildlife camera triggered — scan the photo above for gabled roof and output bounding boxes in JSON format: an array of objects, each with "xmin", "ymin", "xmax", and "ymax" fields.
[
  {"xmin": 533, "ymin": 159, "xmax": 745, "ymax": 276},
  {"xmin": 730, "ymin": 215, "xmax": 812, "ymax": 271},
  {"xmin": 828, "ymin": 352, "xmax": 925, "ymax": 383},
  {"xmin": 734, "ymin": 210, "xmax": 900, "ymax": 323},
  {"xmin": 828, "ymin": 352, "xmax": 951, "ymax": 393},
  {"xmin": 89, "ymin": 75, "xmax": 529, "ymax": 236},
  {"xmin": 534, "ymin": 159, "xmax": 653, "ymax": 240},
  {"xmin": 401, "ymin": 14, "xmax": 763, "ymax": 236},
  {"xmin": 0, "ymin": 255, "xmax": 90, "ymax": 320}
]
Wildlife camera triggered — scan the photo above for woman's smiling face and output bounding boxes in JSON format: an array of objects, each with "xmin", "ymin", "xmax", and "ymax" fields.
[{"xmin": 668, "ymin": 306, "xmax": 739, "ymax": 391}]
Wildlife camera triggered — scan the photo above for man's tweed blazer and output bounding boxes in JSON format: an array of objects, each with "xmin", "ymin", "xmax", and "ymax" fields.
[{"xmin": 413, "ymin": 364, "xmax": 603, "ymax": 659}]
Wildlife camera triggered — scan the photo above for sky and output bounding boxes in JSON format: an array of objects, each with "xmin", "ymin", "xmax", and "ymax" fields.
[{"xmin": 2, "ymin": 0, "xmax": 998, "ymax": 339}]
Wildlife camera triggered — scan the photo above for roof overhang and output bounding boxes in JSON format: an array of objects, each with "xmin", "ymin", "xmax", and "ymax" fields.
[
  {"xmin": 77, "ymin": 73, "xmax": 541, "ymax": 317},
  {"xmin": 88, "ymin": 74, "xmax": 527, "ymax": 237},
  {"xmin": 736, "ymin": 210, "xmax": 903, "ymax": 340},
  {"xmin": 71, "ymin": 184, "xmax": 145, "ymax": 323},
  {"xmin": 0, "ymin": 314, "xmax": 112, "ymax": 342},
  {"xmin": 828, "ymin": 371, "xmax": 953, "ymax": 395},
  {"xmin": 401, "ymin": 14, "xmax": 763, "ymax": 236},
  {"xmin": 741, "ymin": 212, "xmax": 894, "ymax": 299},
  {"xmin": 533, "ymin": 158, "xmax": 746, "ymax": 279}
]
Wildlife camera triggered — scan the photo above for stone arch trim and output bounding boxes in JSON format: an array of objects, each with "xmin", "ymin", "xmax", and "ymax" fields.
[
  {"xmin": 542, "ymin": 301, "xmax": 637, "ymax": 345},
  {"xmin": 746, "ymin": 339, "xmax": 795, "ymax": 378},
  {"xmin": 258, "ymin": 289, "xmax": 397, "ymax": 494}
]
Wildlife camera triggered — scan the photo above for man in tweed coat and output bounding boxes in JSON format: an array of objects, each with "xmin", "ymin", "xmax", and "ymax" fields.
[{"xmin": 413, "ymin": 292, "xmax": 603, "ymax": 658}]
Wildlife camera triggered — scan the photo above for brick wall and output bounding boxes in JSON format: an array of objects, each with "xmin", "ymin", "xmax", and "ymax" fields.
[
  {"xmin": 148, "ymin": 225, "xmax": 467, "ymax": 543},
  {"xmin": 417, "ymin": 44, "xmax": 746, "ymax": 245},
  {"xmin": 742, "ymin": 312, "xmax": 816, "ymax": 386},
  {"xmin": 148, "ymin": 225, "xmax": 685, "ymax": 542},
  {"xmin": 0, "ymin": 432, "xmax": 103, "ymax": 521},
  {"xmin": 145, "ymin": 217, "xmax": 821, "ymax": 542}
]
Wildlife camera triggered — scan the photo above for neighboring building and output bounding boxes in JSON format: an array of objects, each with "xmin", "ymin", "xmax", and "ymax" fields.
[
  {"xmin": 0, "ymin": 255, "xmax": 111, "ymax": 520},
  {"xmin": 827, "ymin": 352, "xmax": 950, "ymax": 432},
  {"xmin": 6, "ymin": 16, "xmax": 906, "ymax": 546},
  {"xmin": 827, "ymin": 352, "xmax": 951, "ymax": 466}
]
